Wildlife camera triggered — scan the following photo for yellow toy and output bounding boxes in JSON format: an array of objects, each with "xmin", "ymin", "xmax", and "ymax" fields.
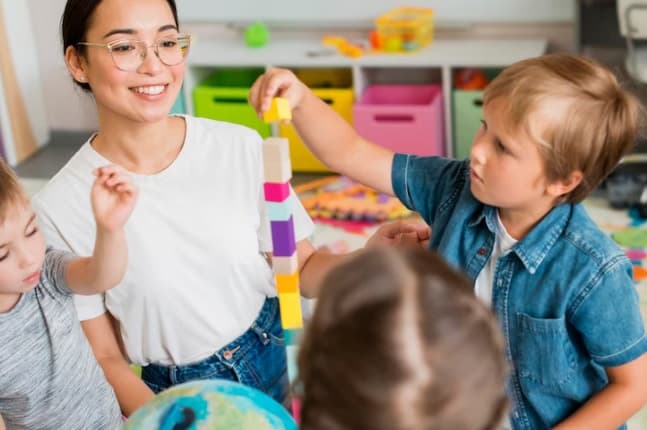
[{"xmin": 263, "ymin": 97, "xmax": 292, "ymax": 123}]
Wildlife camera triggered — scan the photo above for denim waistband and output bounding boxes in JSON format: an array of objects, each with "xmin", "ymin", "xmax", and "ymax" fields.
[{"xmin": 161, "ymin": 296, "xmax": 279, "ymax": 372}]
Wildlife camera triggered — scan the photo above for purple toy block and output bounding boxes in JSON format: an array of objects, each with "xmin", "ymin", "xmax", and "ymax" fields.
[
  {"xmin": 271, "ymin": 216, "xmax": 296, "ymax": 256},
  {"xmin": 264, "ymin": 182, "xmax": 290, "ymax": 202}
]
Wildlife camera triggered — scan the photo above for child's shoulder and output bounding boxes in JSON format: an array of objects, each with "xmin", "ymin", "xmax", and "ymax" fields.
[{"xmin": 561, "ymin": 204, "xmax": 628, "ymax": 268}]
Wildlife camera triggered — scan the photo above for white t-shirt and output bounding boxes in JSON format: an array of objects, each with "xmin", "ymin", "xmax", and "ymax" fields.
[
  {"xmin": 474, "ymin": 211, "xmax": 518, "ymax": 305},
  {"xmin": 32, "ymin": 116, "xmax": 314, "ymax": 366}
]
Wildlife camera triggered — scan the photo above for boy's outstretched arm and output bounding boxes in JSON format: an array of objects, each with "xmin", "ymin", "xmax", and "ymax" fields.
[
  {"xmin": 66, "ymin": 165, "xmax": 138, "ymax": 295},
  {"xmin": 554, "ymin": 353, "xmax": 647, "ymax": 429},
  {"xmin": 249, "ymin": 68, "xmax": 396, "ymax": 195},
  {"xmin": 297, "ymin": 220, "xmax": 431, "ymax": 298},
  {"xmin": 82, "ymin": 313, "xmax": 155, "ymax": 416}
]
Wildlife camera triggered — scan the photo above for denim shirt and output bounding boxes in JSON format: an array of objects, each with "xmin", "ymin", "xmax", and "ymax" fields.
[{"xmin": 392, "ymin": 155, "xmax": 647, "ymax": 430}]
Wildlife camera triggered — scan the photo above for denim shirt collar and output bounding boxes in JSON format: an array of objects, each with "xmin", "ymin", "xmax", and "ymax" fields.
[{"xmin": 469, "ymin": 203, "xmax": 572, "ymax": 274}]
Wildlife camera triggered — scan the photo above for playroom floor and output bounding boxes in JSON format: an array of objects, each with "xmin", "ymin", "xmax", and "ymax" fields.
[{"xmin": 16, "ymin": 137, "xmax": 647, "ymax": 429}]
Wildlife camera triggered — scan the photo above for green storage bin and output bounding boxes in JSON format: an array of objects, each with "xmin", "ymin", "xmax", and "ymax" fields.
[
  {"xmin": 452, "ymin": 90, "xmax": 483, "ymax": 160},
  {"xmin": 193, "ymin": 68, "xmax": 271, "ymax": 138}
]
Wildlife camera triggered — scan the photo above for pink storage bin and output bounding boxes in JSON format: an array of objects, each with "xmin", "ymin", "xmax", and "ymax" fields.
[{"xmin": 353, "ymin": 85, "xmax": 444, "ymax": 156}]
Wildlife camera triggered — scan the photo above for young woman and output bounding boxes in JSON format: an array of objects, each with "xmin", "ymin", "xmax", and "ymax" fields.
[{"xmin": 33, "ymin": 0, "xmax": 430, "ymax": 416}]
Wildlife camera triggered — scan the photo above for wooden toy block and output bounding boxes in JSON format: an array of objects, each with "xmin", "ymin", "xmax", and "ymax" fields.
[
  {"xmin": 263, "ymin": 181, "xmax": 290, "ymax": 202},
  {"xmin": 263, "ymin": 97, "xmax": 292, "ymax": 123},
  {"xmin": 276, "ymin": 271, "xmax": 300, "ymax": 294},
  {"xmin": 284, "ymin": 328, "xmax": 302, "ymax": 346},
  {"xmin": 270, "ymin": 217, "xmax": 296, "ymax": 256},
  {"xmin": 278, "ymin": 292, "xmax": 303, "ymax": 329},
  {"xmin": 267, "ymin": 199, "xmax": 293, "ymax": 222},
  {"xmin": 264, "ymin": 160, "xmax": 292, "ymax": 184},
  {"xmin": 263, "ymin": 137, "xmax": 291, "ymax": 166},
  {"xmin": 272, "ymin": 252, "xmax": 299, "ymax": 274},
  {"xmin": 286, "ymin": 344, "xmax": 298, "ymax": 383}
]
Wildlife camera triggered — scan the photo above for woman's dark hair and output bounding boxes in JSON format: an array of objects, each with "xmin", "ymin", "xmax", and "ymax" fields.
[
  {"xmin": 298, "ymin": 246, "xmax": 508, "ymax": 430},
  {"xmin": 60, "ymin": 0, "xmax": 179, "ymax": 91}
]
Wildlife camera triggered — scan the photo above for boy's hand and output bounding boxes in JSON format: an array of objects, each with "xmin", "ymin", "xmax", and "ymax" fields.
[
  {"xmin": 365, "ymin": 220, "xmax": 431, "ymax": 249},
  {"xmin": 249, "ymin": 68, "xmax": 309, "ymax": 117},
  {"xmin": 91, "ymin": 165, "xmax": 138, "ymax": 232}
]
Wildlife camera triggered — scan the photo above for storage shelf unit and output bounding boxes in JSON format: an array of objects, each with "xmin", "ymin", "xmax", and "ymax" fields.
[{"xmin": 182, "ymin": 36, "xmax": 547, "ymax": 161}]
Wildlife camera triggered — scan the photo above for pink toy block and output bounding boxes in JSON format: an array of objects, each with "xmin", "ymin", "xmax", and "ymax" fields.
[{"xmin": 263, "ymin": 182, "xmax": 290, "ymax": 202}]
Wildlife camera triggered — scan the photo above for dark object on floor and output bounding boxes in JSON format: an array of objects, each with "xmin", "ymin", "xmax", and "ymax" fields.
[{"xmin": 606, "ymin": 154, "xmax": 647, "ymax": 210}]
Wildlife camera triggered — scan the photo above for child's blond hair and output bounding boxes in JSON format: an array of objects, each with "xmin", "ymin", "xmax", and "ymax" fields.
[
  {"xmin": 298, "ymin": 246, "xmax": 508, "ymax": 430},
  {"xmin": 0, "ymin": 159, "xmax": 28, "ymax": 223},
  {"xmin": 484, "ymin": 53, "xmax": 643, "ymax": 203}
]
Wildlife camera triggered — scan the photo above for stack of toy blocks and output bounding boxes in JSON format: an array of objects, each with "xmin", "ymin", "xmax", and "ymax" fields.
[{"xmin": 262, "ymin": 98, "xmax": 302, "ymax": 418}]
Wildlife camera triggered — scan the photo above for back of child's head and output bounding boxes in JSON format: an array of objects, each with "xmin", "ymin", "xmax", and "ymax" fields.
[
  {"xmin": 483, "ymin": 53, "xmax": 644, "ymax": 203},
  {"xmin": 298, "ymin": 246, "xmax": 507, "ymax": 430},
  {"xmin": 0, "ymin": 159, "xmax": 27, "ymax": 224}
]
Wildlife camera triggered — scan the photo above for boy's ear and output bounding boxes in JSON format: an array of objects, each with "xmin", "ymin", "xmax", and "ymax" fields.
[
  {"xmin": 546, "ymin": 170, "xmax": 583, "ymax": 198},
  {"xmin": 64, "ymin": 46, "xmax": 88, "ymax": 84}
]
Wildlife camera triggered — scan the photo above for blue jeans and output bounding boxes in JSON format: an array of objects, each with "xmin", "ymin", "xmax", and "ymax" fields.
[{"xmin": 141, "ymin": 297, "xmax": 289, "ymax": 406}]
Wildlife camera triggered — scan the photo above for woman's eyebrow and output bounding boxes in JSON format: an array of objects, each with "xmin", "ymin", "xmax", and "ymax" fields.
[{"xmin": 103, "ymin": 25, "xmax": 177, "ymax": 39}]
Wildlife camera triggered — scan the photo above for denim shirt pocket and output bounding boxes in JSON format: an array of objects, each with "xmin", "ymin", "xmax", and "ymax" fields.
[{"xmin": 515, "ymin": 313, "xmax": 577, "ymax": 389}]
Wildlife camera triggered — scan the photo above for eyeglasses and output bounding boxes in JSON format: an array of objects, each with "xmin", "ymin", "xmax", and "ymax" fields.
[{"xmin": 77, "ymin": 34, "xmax": 191, "ymax": 72}]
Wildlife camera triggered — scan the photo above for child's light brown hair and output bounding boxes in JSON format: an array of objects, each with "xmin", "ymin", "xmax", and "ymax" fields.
[
  {"xmin": 298, "ymin": 246, "xmax": 507, "ymax": 430},
  {"xmin": 484, "ymin": 53, "xmax": 644, "ymax": 203},
  {"xmin": 0, "ymin": 159, "xmax": 27, "ymax": 223}
]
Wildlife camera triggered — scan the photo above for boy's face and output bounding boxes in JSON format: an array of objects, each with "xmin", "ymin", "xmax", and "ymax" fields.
[
  {"xmin": 469, "ymin": 100, "xmax": 556, "ymax": 214},
  {"xmin": 0, "ymin": 200, "xmax": 46, "ymax": 309}
]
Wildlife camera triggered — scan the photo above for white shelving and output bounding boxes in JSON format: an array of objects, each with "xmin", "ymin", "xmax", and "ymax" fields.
[{"xmin": 183, "ymin": 35, "xmax": 547, "ymax": 157}]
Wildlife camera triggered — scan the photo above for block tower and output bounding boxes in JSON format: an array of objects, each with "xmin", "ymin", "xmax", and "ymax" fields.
[{"xmin": 262, "ymin": 97, "xmax": 303, "ymax": 418}]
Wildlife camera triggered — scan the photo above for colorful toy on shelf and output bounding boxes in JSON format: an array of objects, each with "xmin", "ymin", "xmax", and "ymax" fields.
[
  {"xmin": 453, "ymin": 68, "xmax": 489, "ymax": 90},
  {"xmin": 321, "ymin": 35, "xmax": 365, "ymax": 58},
  {"xmin": 261, "ymin": 100, "xmax": 302, "ymax": 420},
  {"xmin": 297, "ymin": 176, "xmax": 412, "ymax": 223},
  {"xmin": 373, "ymin": 7, "xmax": 434, "ymax": 53},
  {"xmin": 244, "ymin": 22, "xmax": 270, "ymax": 48}
]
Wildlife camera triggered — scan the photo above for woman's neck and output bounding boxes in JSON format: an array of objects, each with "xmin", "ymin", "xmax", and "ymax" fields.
[{"xmin": 92, "ymin": 114, "xmax": 185, "ymax": 175}]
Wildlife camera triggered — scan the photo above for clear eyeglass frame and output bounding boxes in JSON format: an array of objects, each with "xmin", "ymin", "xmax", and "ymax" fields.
[{"xmin": 77, "ymin": 33, "xmax": 191, "ymax": 71}]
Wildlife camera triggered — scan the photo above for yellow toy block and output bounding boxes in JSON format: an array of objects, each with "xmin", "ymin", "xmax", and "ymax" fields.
[
  {"xmin": 275, "ymin": 271, "xmax": 299, "ymax": 293},
  {"xmin": 264, "ymin": 97, "xmax": 292, "ymax": 123},
  {"xmin": 278, "ymin": 292, "xmax": 303, "ymax": 329}
]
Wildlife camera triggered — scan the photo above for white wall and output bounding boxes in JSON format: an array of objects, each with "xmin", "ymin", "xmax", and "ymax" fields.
[
  {"xmin": 179, "ymin": 0, "xmax": 575, "ymax": 24},
  {"xmin": 28, "ymin": 0, "xmax": 98, "ymax": 131}
]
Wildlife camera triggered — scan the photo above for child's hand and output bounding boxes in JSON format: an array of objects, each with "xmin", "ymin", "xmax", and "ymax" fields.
[
  {"xmin": 249, "ymin": 68, "xmax": 309, "ymax": 117},
  {"xmin": 365, "ymin": 220, "xmax": 431, "ymax": 248},
  {"xmin": 91, "ymin": 165, "xmax": 138, "ymax": 232}
]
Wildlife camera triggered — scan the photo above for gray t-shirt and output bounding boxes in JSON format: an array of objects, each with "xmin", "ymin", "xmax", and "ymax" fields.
[{"xmin": 0, "ymin": 249, "xmax": 121, "ymax": 429}]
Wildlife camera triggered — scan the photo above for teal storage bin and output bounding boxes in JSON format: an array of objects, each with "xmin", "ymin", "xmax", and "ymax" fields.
[
  {"xmin": 170, "ymin": 89, "xmax": 186, "ymax": 114},
  {"xmin": 193, "ymin": 68, "xmax": 271, "ymax": 137},
  {"xmin": 452, "ymin": 90, "xmax": 483, "ymax": 160}
]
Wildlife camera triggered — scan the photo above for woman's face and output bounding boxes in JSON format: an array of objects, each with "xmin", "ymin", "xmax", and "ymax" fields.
[{"xmin": 78, "ymin": 0, "xmax": 184, "ymax": 124}]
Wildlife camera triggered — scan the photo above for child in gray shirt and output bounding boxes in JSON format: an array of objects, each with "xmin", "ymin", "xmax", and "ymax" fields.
[{"xmin": 0, "ymin": 160, "xmax": 137, "ymax": 429}]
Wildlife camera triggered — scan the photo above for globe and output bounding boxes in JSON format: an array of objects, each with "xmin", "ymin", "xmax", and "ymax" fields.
[{"xmin": 124, "ymin": 379, "xmax": 297, "ymax": 430}]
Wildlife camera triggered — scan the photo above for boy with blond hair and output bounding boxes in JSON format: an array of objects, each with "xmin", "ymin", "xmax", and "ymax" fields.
[
  {"xmin": 0, "ymin": 160, "xmax": 137, "ymax": 429},
  {"xmin": 250, "ymin": 53, "xmax": 647, "ymax": 429}
]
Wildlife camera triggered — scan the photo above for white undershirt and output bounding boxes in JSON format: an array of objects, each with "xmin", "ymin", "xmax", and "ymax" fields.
[{"xmin": 474, "ymin": 211, "xmax": 518, "ymax": 306}]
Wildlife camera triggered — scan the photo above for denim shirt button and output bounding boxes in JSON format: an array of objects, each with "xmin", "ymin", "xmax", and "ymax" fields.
[{"xmin": 477, "ymin": 247, "xmax": 487, "ymax": 256}]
